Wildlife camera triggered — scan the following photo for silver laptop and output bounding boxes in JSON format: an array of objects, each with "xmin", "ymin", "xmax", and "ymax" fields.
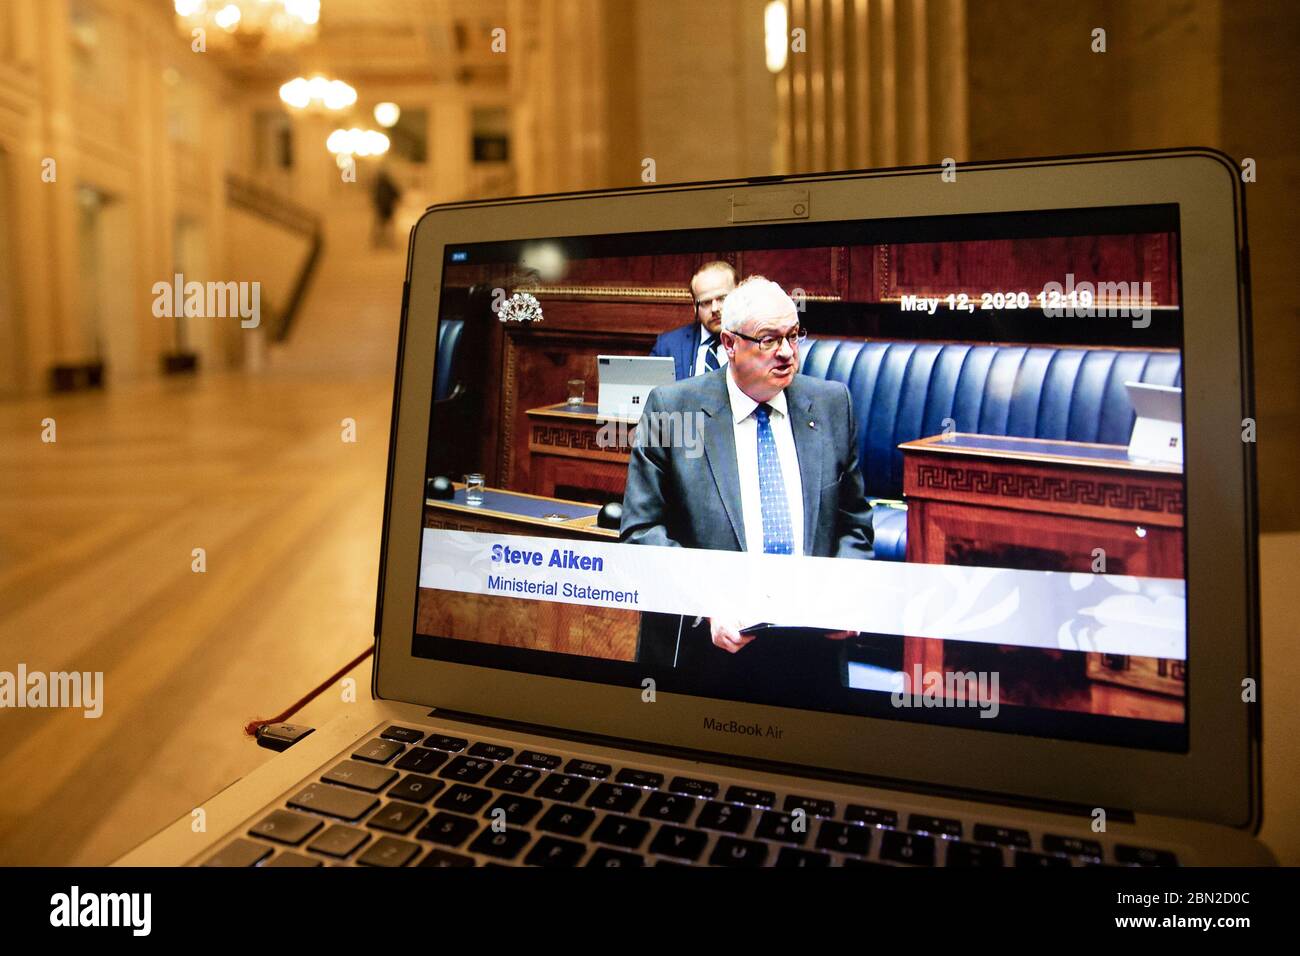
[
  {"xmin": 1125, "ymin": 381, "xmax": 1185, "ymax": 467},
  {"xmin": 118, "ymin": 151, "xmax": 1271, "ymax": 867},
  {"xmin": 597, "ymin": 355, "xmax": 676, "ymax": 420}
]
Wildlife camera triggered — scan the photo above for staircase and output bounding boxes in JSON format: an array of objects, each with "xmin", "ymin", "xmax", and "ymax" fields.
[{"xmin": 265, "ymin": 192, "xmax": 408, "ymax": 378}]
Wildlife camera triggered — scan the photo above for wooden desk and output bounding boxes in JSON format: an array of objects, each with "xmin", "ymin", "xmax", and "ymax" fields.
[
  {"xmin": 899, "ymin": 433, "xmax": 1185, "ymax": 720},
  {"xmin": 423, "ymin": 482, "xmax": 618, "ymax": 540},
  {"xmin": 522, "ymin": 403, "xmax": 636, "ymax": 503},
  {"xmin": 419, "ymin": 483, "xmax": 637, "ymax": 660}
]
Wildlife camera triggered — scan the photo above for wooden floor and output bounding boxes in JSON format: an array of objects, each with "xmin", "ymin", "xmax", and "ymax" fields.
[{"xmin": 0, "ymin": 373, "xmax": 391, "ymax": 864}]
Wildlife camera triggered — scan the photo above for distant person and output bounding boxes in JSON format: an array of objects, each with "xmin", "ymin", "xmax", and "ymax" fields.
[
  {"xmin": 371, "ymin": 167, "xmax": 402, "ymax": 248},
  {"xmin": 650, "ymin": 260, "xmax": 736, "ymax": 379}
]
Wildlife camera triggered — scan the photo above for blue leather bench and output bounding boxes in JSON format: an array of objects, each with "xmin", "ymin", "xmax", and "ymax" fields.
[
  {"xmin": 798, "ymin": 340, "xmax": 1184, "ymax": 560},
  {"xmin": 434, "ymin": 318, "xmax": 466, "ymax": 402}
]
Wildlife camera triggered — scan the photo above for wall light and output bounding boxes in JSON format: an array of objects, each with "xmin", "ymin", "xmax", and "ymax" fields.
[
  {"xmin": 373, "ymin": 102, "xmax": 401, "ymax": 128},
  {"xmin": 765, "ymin": 1, "xmax": 789, "ymax": 74}
]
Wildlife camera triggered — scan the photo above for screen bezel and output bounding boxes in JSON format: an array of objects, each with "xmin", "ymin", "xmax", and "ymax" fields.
[{"xmin": 375, "ymin": 151, "xmax": 1259, "ymax": 828}]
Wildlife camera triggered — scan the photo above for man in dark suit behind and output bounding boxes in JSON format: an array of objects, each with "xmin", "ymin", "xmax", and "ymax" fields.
[
  {"xmin": 621, "ymin": 276, "xmax": 874, "ymax": 703},
  {"xmin": 649, "ymin": 260, "xmax": 736, "ymax": 380}
]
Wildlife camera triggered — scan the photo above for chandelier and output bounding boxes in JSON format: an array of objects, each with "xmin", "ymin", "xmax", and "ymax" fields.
[{"xmin": 173, "ymin": 1, "xmax": 320, "ymax": 54}]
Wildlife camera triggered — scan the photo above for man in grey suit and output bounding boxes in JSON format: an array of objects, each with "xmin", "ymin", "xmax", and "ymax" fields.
[{"xmin": 620, "ymin": 277, "xmax": 873, "ymax": 698}]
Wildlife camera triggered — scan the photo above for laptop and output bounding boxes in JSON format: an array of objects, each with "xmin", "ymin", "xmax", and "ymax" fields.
[
  {"xmin": 1125, "ymin": 381, "xmax": 1184, "ymax": 467},
  {"xmin": 118, "ymin": 150, "xmax": 1272, "ymax": 867},
  {"xmin": 597, "ymin": 355, "xmax": 676, "ymax": 420}
]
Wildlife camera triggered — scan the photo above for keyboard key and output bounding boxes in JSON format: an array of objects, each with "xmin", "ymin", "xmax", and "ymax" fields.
[
  {"xmin": 696, "ymin": 801, "xmax": 751, "ymax": 834},
  {"xmin": 1015, "ymin": 850, "xmax": 1071, "ymax": 867},
  {"xmin": 756, "ymin": 811, "xmax": 809, "ymax": 846},
  {"xmin": 879, "ymin": 830, "xmax": 935, "ymax": 866},
  {"xmin": 394, "ymin": 747, "xmax": 449, "ymax": 775},
  {"xmin": 724, "ymin": 786, "xmax": 775, "ymax": 808},
  {"xmin": 564, "ymin": 759, "xmax": 612, "ymax": 780},
  {"xmin": 308, "ymin": 824, "xmax": 369, "ymax": 859},
  {"xmin": 484, "ymin": 794, "xmax": 543, "ymax": 828},
  {"xmin": 710, "ymin": 836, "xmax": 768, "ymax": 867},
  {"xmin": 417, "ymin": 812, "xmax": 479, "ymax": 847},
  {"xmin": 615, "ymin": 768, "xmax": 664, "ymax": 789},
  {"xmin": 387, "ymin": 774, "xmax": 444, "ymax": 804},
  {"xmin": 648, "ymin": 826, "xmax": 707, "ymax": 862},
  {"xmin": 380, "ymin": 726, "xmax": 425, "ymax": 744},
  {"xmin": 368, "ymin": 802, "xmax": 428, "ymax": 835},
  {"xmin": 287, "ymin": 783, "xmax": 379, "ymax": 822},
  {"xmin": 536, "ymin": 804, "xmax": 596, "ymax": 838},
  {"xmin": 592, "ymin": 814, "xmax": 650, "ymax": 849},
  {"xmin": 972, "ymin": 824, "xmax": 1031, "ymax": 849},
  {"xmin": 535, "ymin": 774, "xmax": 591, "ymax": 803},
  {"xmin": 776, "ymin": 847, "xmax": 832, "ymax": 868},
  {"xmin": 469, "ymin": 742, "xmax": 514, "ymax": 761},
  {"xmin": 425, "ymin": 734, "xmax": 468, "ymax": 753},
  {"xmin": 485, "ymin": 765, "xmax": 540, "ymax": 794},
  {"xmin": 515, "ymin": 750, "xmax": 563, "ymax": 770},
  {"xmin": 586, "ymin": 783, "xmax": 643, "ymax": 814},
  {"xmin": 263, "ymin": 851, "xmax": 322, "ymax": 867},
  {"xmin": 322, "ymin": 760, "xmax": 399, "ymax": 793},
  {"xmin": 526, "ymin": 835, "xmax": 587, "ymax": 867},
  {"xmin": 816, "ymin": 820, "xmax": 871, "ymax": 856},
  {"xmin": 203, "ymin": 838, "xmax": 272, "ymax": 867},
  {"xmin": 1114, "ymin": 844, "xmax": 1178, "ymax": 867},
  {"xmin": 469, "ymin": 826, "xmax": 533, "ymax": 860},
  {"xmin": 784, "ymin": 795, "xmax": 836, "ymax": 818},
  {"xmin": 946, "ymin": 841, "xmax": 1004, "ymax": 866},
  {"xmin": 844, "ymin": 804, "xmax": 898, "ymax": 828},
  {"xmin": 438, "ymin": 756, "xmax": 496, "ymax": 784},
  {"xmin": 353, "ymin": 738, "xmax": 404, "ymax": 764},
  {"xmin": 908, "ymin": 814, "xmax": 962, "ymax": 839},
  {"xmin": 248, "ymin": 810, "xmax": 322, "ymax": 846},
  {"xmin": 357, "ymin": 836, "xmax": 420, "ymax": 867},
  {"xmin": 419, "ymin": 849, "xmax": 475, "ymax": 867},
  {"xmin": 639, "ymin": 792, "xmax": 697, "ymax": 824},
  {"xmin": 668, "ymin": 776, "xmax": 718, "ymax": 799},
  {"xmin": 434, "ymin": 784, "xmax": 493, "ymax": 814},
  {"xmin": 587, "ymin": 847, "xmax": 643, "ymax": 867},
  {"xmin": 1042, "ymin": 835, "xmax": 1103, "ymax": 859}
]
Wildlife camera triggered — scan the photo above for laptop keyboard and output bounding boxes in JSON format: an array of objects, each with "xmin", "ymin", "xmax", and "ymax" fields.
[{"xmin": 202, "ymin": 725, "xmax": 1181, "ymax": 868}]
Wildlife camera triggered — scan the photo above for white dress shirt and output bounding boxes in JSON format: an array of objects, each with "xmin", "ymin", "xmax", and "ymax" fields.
[
  {"xmin": 693, "ymin": 324, "xmax": 729, "ymax": 376},
  {"xmin": 725, "ymin": 368, "xmax": 804, "ymax": 556}
]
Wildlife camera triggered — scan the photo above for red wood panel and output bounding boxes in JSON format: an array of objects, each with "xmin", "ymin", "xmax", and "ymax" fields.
[
  {"xmin": 878, "ymin": 234, "xmax": 1179, "ymax": 306},
  {"xmin": 735, "ymin": 247, "xmax": 846, "ymax": 299}
]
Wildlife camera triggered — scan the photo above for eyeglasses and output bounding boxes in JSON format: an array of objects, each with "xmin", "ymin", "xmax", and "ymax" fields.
[{"xmin": 727, "ymin": 326, "xmax": 808, "ymax": 352}]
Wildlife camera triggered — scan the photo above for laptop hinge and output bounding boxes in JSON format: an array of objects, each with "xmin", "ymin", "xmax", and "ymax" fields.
[{"xmin": 427, "ymin": 708, "xmax": 1136, "ymax": 824}]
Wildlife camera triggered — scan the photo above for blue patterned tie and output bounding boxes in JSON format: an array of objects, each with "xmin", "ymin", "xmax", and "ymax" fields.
[
  {"xmin": 755, "ymin": 403, "xmax": 793, "ymax": 554},
  {"xmin": 702, "ymin": 334, "xmax": 721, "ymax": 372}
]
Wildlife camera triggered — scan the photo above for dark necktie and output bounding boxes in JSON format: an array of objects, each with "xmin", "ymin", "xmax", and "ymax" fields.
[
  {"xmin": 702, "ymin": 334, "xmax": 721, "ymax": 373},
  {"xmin": 755, "ymin": 403, "xmax": 793, "ymax": 555}
]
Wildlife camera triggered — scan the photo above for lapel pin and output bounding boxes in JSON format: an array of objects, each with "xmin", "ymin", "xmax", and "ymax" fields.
[{"xmin": 809, "ymin": 420, "xmax": 816, "ymax": 428}]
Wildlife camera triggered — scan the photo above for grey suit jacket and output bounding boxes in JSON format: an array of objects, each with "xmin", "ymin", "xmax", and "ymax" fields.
[{"xmin": 619, "ymin": 369, "xmax": 873, "ymax": 558}]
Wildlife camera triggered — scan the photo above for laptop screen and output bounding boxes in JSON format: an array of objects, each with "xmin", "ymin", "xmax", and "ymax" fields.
[{"xmin": 414, "ymin": 203, "xmax": 1188, "ymax": 752}]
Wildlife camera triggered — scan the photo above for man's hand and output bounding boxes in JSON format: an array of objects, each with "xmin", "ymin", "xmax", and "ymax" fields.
[
  {"xmin": 709, "ymin": 619, "xmax": 758, "ymax": 654},
  {"xmin": 823, "ymin": 630, "xmax": 859, "ymax": 640}
]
